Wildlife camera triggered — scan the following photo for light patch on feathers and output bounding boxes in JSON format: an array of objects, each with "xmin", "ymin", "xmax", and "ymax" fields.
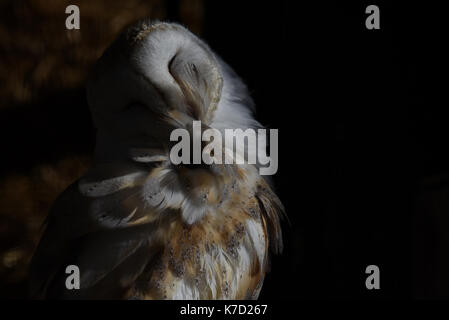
[
  {"xmin": 142, "ymin": 169, "xmax": 183, "ymax": 209},
  {"xmin": 245, "ymin": 219, "xmax": 266, "ymax": 266},
  {"xmin": 167, "ymin": 243, "xmax": 253, "ymax": 299},
  {"xmin": 171, "ymin": 279, "xmax": 201, "ymax": 300},
  {"xmin": 79, "ymin": 171, "xmax": 147, "ymax": 197},
  {"xmin": 128, "ymin": 147, "xmax": 169, "ymax": 163},
  {"xmin": 181, "ymin": 199, "xmax": 207, "ymax": 225},
  {"xmin": 142, "ymin": 167, "xmax": 214, "ymax": 225},
  {"xmin": 210, "ymin": 59, "xmax": 261, "ymax": 131}
]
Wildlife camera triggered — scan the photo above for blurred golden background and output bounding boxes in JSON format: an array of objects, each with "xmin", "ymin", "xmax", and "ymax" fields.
[{"xmin": 0, "ymin": 0, "xmax": 204, "ymax": 299}]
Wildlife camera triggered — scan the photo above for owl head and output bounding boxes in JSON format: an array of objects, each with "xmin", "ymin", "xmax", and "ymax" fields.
[{"xmin": 86, "ymin": 20, "xmax": 260, "ymax": 163}]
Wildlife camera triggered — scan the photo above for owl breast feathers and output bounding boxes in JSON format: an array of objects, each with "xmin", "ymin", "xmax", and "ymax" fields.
[{"xmin": 29, "ymin": 20, "xmax": 284, "ymax": 299}]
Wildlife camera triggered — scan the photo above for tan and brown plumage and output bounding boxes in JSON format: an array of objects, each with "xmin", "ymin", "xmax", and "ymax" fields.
[{"xmin": 29, "ymin": 20, "xmax": 284, "ymax": 299}]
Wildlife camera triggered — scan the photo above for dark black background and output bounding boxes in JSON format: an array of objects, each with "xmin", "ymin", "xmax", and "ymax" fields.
[
  {"xmin": 199, "ymin": 0, "xmax": 446, "ymax": 299},
  {"xmin": 0, "ymin": 0, "xmax": 447, "ymax": 299}
]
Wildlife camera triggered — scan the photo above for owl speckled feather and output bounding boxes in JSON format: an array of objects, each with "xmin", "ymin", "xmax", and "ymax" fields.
[{"xmin": 29, "ymin": 20, "xmax": 284, "ymax": 299}]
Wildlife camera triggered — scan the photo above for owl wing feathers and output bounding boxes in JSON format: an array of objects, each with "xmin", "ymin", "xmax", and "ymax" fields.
[
  {"xmin": 29, "ymin": 171, "xmax": 163, "ymax": 299},
  {"xmin": 30, "ymin": 165, "xmax": 284, "ymax": 299},
  {"xmin": 256, "ymin": 182, "xmax": 285, "ymax": 255},
  {"xmin": 29, "ymin": 181, "xmax": 89, "ymax": 299}
]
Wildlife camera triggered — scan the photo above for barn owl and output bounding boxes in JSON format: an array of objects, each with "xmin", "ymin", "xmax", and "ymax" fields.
[{"xmin": 29, "ymin": 20, "xmax": 284, "ymax": 299}]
